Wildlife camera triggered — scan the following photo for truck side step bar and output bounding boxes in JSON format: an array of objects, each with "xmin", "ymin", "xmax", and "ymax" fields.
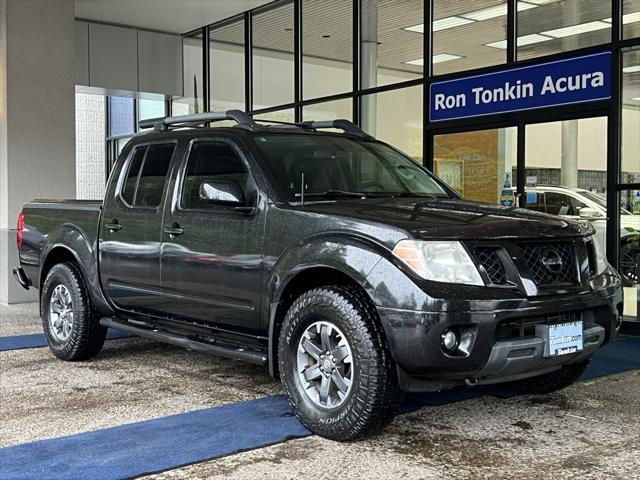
[{"xmin": 100, "ymin": 317, "xmax": 267, "ymax": 366}]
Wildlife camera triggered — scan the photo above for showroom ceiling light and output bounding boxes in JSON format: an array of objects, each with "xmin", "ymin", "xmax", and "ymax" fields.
[
  {"xmin": 541, "ymin": 20, "xmax": 611, "ymax": 38},
  {"xmin": 433, "ymin": 16, "xmax": 475, "ymax": 32},
  {"xmin": 461, "ymin": 2, "xmax": 536, "ymax": 21},
  {"xmin": 406, "ymin": 5, "xmax": 638, "ymax": 37},
  {"xmin": 433, "ymin": 53, "xmax": 463, "ymax": 63},
  {"xmin": 404, "ymin": 53, "xmax": 463, "ymax": 66},
  {"xmin": 486, "ymin": 33, "xmax": 553, "ymax": 49},
  {"xmin": 405, "ymin": 58, "xmax": 424, "ymax": 66},
  {"xmin": 603, "ymin": 12, "xmax": 640, "ymax": 24},
  {"xmin": 623, "ymin": 65, "xmax": 640, "ymax": 73}
]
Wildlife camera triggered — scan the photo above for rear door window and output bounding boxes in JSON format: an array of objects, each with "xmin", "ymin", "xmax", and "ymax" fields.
[
  {"xmin": 121, "ymin": 147, "xmax": 146, "ymax": 205},
  {"xmin": 135, "ymin": 144, "xmax": 175, "ymax": 208},
  {"xmin": 120, "ymin": 143, "xmax": 175, "ymax": 208}
]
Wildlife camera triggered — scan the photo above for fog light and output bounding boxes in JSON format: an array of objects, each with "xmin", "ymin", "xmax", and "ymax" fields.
[{"xmin": 441, "ymin": 329, "xmax": 459, "ymax": 352}]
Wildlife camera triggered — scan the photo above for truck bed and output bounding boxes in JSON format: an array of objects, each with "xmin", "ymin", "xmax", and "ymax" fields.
[{"xmin": 20, "ymin": 199, "xmax": 102, "ymax": 288}]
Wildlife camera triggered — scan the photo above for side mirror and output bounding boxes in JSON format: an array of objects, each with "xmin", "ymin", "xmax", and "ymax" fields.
[
  {"xmin": 199, "ymin": 181, "xmax": 245, "ymax": 205},
  {"xmin": 579, "ymin": 207, "xmax": 604, "ymax": 219}
]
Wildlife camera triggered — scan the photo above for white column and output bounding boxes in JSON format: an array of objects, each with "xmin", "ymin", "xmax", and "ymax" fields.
[
  {"xmin": 561, "ymin": 120, "xmax": 579, "ymax": 188},
  {"xmin": 360, "ymin": 0, "xmax": 378, "ymax": 136},
  {"xmin": 0, "ymin": 0, "xmax": 76, "ymax": 304}
]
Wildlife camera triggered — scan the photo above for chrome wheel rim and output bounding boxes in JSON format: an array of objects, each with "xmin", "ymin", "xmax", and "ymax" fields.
[
  {"xmin": 296, "ymin": 321, "xmax": 353, "ymax": 409},
  {"xmin": 49, "ymin": 284, "xmax": 73, "ymax": 342}
]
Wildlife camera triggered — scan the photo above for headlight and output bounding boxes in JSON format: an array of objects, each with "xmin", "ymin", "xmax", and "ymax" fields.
[
  {"xmin": 392, "ymin": 240, "xmax": 484, "ymax": 286},
  {"xmin": 590, "ymin": 236, "xmax": 609, "ymax": 276}
]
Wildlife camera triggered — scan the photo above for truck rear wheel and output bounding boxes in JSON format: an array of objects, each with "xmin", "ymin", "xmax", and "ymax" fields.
[
  {"xmin": 41, "ymin": 262, "xmax": 107, "ymax": 361},
  {"xmin": 508, "ymin": 358, "xmax": 590, "ymax": 394},
  {"xmin": 278, "ymin": 286, "xmax": 402, "ymax": 441}
]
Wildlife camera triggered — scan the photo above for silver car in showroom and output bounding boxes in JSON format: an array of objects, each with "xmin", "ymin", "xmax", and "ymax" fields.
[{"xmin": 516, "ymin": 185, "xmax": 639, "ymax": 286}]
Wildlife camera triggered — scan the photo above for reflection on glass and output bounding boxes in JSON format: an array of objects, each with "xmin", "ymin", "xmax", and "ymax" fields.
[
  {"xmin": 303, "ymin": 0, "xmax": 352, "ymax": 99},
  {"xmin": 434, "ymin": 127, "xmax": 517, "ymax": 204},
  {"xmin": 210, "ymin": 20, "xmax": 245, "ymax": 111},
  {"xmin": 619, "ymin": 190, "xmax": 639, "ymax": 320},
  {"xmin": 253, "ymin": 2, "xmax": 295, "ymax": 110},
  {"xmin": 517, "ymin": 0, "xmax": 611, "ymax": 61},
  {"xmin": 361, "ymin": 85, "xmax": 423, "ymax": 160},
  {"xmin": 433, "ymin": 0, "xmax": 507, "ymax": 75},
  {"xmin": 361, "ymin": 0, "xmax": 423, "ymax": 88},
  {"xmin": 622, "ymin": 46, "xmax": 640, "ymax": 184}
]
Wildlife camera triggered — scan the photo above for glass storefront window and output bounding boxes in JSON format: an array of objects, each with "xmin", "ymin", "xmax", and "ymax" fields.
[
  {"xmin": 517, "ymin": 0, "xmax": 611, "ymax": 61},
  {"xmin": 253, "ymin": 2, "xmax": 295, "ymax": 110},
  {"xmin": 253, "ymin": 109, "xmax": 296, "ymax": 123},
  {"xmin": 361, "ymin": 85, "xmax": 423, "ymax": 160},
  {"xmin": 619, "ymin": 190, "xmax": 639, "ymax": 320},
  {"xmin": 434, "ymin": 127, "xmax": 517, "ymax": 204},
  {"xmin": 303, "ymin": 0, "xmax": 352, "ymax": 100},
  {"xmin": 622, "ymin": 46, "xmax": 640, "ymax": 184},
  {"xmin": 623, "ymin": 0, "xmax": 640, "ymax": 40},
  {"xmin": 361, "ymin": 0, "xmax": 423, "ymax": 88},
  {"xmin": 433, "ymin": 0, "xmax": 507, "ymax": 76},
  {"xmin": 210, "ymin": 20, "xmax": 245, "ymax": 111},
  {"xmin": 179, "ymin": 34, "xmax": 204, "ymax": 114},
  {"xmin": 108, "ymin": 97, "xmax": 134, "ymax": 137},
  {"xmin": 302, "ymin": 98, "xmax": 353, "ymax": 122},
  {"xmin": 137, "ymin": 98, "xmax": 166, "ymax": 131}
]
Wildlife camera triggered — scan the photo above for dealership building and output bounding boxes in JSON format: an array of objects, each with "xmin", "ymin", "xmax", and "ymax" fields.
[{"xmin": 0, "ymin": 0, "xmax": 638, "ymax": 322}]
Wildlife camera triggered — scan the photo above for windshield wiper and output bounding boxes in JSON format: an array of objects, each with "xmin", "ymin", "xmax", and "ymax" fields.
[
  {"xmin": 295, "ymin": 190, "xmax": 368, "ymax": 199},
  {"xmin": 386, "ymin": 192, "xmax": 448, "ymax": 199}
]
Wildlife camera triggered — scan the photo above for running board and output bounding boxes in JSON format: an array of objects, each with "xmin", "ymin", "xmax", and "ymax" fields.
[{"xmin": 100, "ymin": 317, "xmax": 267, "ymax": 366}]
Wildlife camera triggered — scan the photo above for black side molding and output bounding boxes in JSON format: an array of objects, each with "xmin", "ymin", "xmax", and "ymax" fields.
[
  {"xmin": 99, "ymin": 317, "xmax": 268, "ymax": 366},
  {"xmin": 13, "ymin": 268, "xmax": 31, "ymax": 290}
]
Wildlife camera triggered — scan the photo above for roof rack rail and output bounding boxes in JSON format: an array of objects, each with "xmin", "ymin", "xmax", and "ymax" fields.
[
  {"xmin": 139, "ymin": 110, "xmax": 256, "ymax": 132},
  {"xmin": 300, "ymin": 119, "xmax": 373, "ymax": 139}
]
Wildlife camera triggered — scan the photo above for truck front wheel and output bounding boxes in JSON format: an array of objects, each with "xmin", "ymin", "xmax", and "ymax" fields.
[
  {"xmin": 278, "ymin": 286, "xmax": 402, "ymax": 441},
  {"xmin": 41, "ymin": 262, "xmax": 107, "ymax": 361}
]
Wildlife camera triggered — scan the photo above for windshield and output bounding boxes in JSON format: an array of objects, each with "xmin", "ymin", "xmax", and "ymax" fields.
[
  {"xmin": 252, "ymin": 134, "xmax": 451, "ymax": 202},
  {"xmin": 581, "ymin": 191, "xmax": 632, "ymax": 215}
]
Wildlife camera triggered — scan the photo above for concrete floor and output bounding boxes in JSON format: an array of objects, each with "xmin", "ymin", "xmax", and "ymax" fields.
[{"xmin": 2, "ymin": 303, "xmax": 640, "ymax": 479}]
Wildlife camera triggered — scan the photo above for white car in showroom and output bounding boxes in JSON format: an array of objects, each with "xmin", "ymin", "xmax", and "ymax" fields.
[{"xmin": 516, "ymin": 185, "xmax": 639, "ymax": 286}]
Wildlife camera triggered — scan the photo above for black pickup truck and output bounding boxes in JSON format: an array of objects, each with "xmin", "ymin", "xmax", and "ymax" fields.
[{"xmin": 14, "ymin": 111, "xmax": 623, "ymax": 440}]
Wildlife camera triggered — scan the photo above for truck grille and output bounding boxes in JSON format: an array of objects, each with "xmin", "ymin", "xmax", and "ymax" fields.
[
  {"xmin": 519, "ymin": 241, "xmax": 577, "ymax": 286},
  {"xmin": 496, "ymin": 311, "xmax": 583, "ymax": 340},
  {"xmin": 473, "ymin": 247, "xmax": 508, "ymax": 285}
]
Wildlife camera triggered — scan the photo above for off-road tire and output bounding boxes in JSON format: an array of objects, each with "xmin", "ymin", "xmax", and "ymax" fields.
[
  {"xmin": 41, "ymin": 262, "xmax": 107, "ymax": 361},
  {"xmin": 278, "ymin": 286, "xmax": 402, "ymax": 441},
  {"xmin": 508, "ymin": 358, "xmax": 590, "ymax": 394}
]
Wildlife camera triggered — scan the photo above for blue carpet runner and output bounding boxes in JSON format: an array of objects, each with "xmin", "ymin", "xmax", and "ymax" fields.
[{"xmin": 0, "ymin": 336, "xmax": 637, "ymax": 480}]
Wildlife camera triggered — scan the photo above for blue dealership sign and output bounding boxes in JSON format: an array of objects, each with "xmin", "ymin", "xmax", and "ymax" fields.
[{"xmin": 429, "ymin": 52, "xmax": 611, "ymax": 122}]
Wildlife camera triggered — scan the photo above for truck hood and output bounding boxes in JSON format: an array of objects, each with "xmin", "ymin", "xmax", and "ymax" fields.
[{"xmin": 298, "ymin": 197, "xmax": 593, "ymax": 240}]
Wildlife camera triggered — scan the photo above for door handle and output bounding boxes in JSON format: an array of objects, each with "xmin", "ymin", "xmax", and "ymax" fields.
[
  {"xmin": 164, "ymin": 224, "xmax": 184, "ymax": 239},
  {"xmin": 106, "ymin": 219, "xmax": 122, "ymax": 232}
]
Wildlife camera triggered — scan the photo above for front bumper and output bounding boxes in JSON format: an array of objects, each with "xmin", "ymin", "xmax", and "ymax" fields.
[{"xmin": 368, "ymin": 261, "xmax": 623, "ymax": 392}]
